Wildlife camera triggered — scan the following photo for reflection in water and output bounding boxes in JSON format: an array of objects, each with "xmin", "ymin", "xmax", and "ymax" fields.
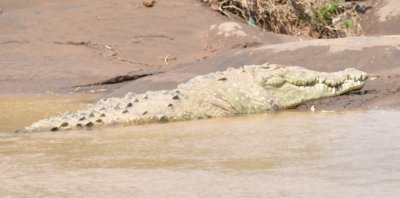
[{"xmin": 0, "ymin": 96, "xmax": 399, "ymax": 197}]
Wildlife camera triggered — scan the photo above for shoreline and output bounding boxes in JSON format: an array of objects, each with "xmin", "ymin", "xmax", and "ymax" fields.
[{"xmin": 1, "ymin": 0, "xmax": 400, "ymax": 111}]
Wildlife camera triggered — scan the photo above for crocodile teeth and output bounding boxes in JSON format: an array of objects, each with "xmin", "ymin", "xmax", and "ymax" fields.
[{"xmin": 361, "ymin": 74, "xmax": 368, "ymax": 80}]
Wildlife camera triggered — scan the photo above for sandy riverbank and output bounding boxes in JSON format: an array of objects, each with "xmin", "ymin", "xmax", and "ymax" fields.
[{"xmin": 1, "ymin": 0, "xmax": 399, "ymax": 110}]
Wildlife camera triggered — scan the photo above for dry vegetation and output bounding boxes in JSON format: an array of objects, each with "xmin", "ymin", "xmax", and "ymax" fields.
[{"xmin": 202, "ymin": 0, "xmax": 363, "ymax": 38}]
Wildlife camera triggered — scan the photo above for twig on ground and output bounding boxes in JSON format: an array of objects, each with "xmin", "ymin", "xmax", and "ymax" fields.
[
  {"xmin": 218, "ymin": 0, "xmax": 231, "ymax": 18},
  {"xmin": 222, "ymin": 5, "xmax": 248, "ymax": 22},
  {"xmin": 164, "ymin": 54, "xmax": 170, "ymax": 65}
]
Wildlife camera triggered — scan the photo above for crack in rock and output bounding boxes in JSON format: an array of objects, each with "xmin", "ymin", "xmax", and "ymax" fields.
[
  {"xmin": 53, "ymin": 40, "xmax": 155, "ymax": 67},
  {"xmin": 75, "ymin": 71, "xmax": 162, "ymax": 87}
]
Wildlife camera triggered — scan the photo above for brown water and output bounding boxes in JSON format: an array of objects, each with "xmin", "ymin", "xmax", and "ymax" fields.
[
  {"xmin": 0, "ymin": 96, "xmax": 399, "ymax": 197},
  {"xmin": 0, "ymin": 94, "xmax": 97, "ymax": 133}
]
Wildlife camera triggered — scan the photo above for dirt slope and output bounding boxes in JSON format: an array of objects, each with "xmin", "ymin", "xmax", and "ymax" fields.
[
  {"xmin": 0, "ymin": 0, "xmax": 288, "ymax": 94},
  {"xmin": 360, "ymin": 0, "xmax": 400, "ymax": 35}
]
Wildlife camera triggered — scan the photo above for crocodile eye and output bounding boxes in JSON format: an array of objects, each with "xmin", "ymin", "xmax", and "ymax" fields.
[{"xmin": 263, "ymin": 76, "xmax": 286, "ymax": 87}]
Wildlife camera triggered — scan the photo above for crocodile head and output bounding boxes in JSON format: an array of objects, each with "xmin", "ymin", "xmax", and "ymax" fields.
[{"xmin": 252, "ymin": 64, "xmax": 368, "ymax": 108}]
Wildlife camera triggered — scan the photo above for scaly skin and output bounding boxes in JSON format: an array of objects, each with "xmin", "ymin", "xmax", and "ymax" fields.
[{"xmin": 19, "ymin": 63, "xmax": 368, "ymax": 133}]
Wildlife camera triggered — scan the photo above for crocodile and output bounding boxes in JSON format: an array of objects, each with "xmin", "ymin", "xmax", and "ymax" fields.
[{"xmin": 19, "ymin": 63, "xmax": 368, "ymax": 133}]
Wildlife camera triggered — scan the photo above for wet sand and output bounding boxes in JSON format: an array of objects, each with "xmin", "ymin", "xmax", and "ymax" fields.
[{"xmin": 106, "ymin": 36, "xmax": 400, "ymax": 110}]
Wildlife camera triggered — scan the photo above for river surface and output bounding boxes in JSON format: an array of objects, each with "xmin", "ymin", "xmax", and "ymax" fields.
[{"xmin": 0, "ymin": 96, "xmax": 399, "ymax": 197}]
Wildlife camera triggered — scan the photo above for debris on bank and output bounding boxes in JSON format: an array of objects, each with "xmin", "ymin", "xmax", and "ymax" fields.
[
  {"xmin": 201, "ymin": 0, "xmax": 363, "ymax": 38},
  {"xmin": 143, "ymin": 0, "xmax": 156, "ymax": 7}
]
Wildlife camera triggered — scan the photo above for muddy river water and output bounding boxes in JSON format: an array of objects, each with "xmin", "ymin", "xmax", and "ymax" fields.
[{"xmin": 0, "ymin": 95, "xmax": 399, "ymax": 197}]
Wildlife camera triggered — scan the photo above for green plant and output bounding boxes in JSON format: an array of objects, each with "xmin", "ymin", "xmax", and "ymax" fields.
[
  {"xmin": 311, "ymin": 0, "xmax": 341, "ymax": 26},
  {"xmin": 202, "ymin": 0, "xmax": 362, "ymax": 38},
  {"xmin": 320, "ymin": 5, "xmax": 331, "ymax": 24},
  {"xmin": 329, "ymin": 0, "xmax": 339, "ymax": 14},
  {"xmin": 341, "ymin": 20, "xmax": 353, "ymax": 29}
]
